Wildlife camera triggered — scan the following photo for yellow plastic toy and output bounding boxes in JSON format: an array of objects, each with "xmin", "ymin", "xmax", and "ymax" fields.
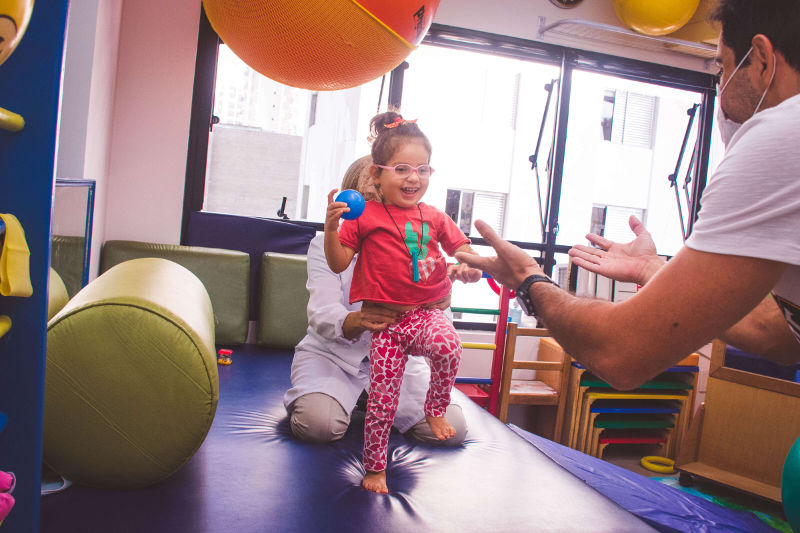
[
  {"xmin": 0, "ymin": 214, "xmax": 32, "ymax": 298},
  {"xmin": 640, "ymin": 455, "xmax": 676, "ymax": 474},
  {"xmin": 0, "ymin": 0, "xmax": 34, "ymax": 67},
  {"xmin": 612, "ymin": 0, "xmax": 700, "ymax": 36},
  {"xmin": 0, "ymin": 0, "xmax": 33, "ymax": 132},
  {"xmin": 0, "ymin": 315, "xmax": 10, "ymax": 339}
]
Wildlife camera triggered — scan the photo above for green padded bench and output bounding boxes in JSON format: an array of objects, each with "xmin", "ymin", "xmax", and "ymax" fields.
[
  {"xmin": 257, "ymin": 252, "xmax": 309, "ymax": 348},
  {"xmin": 101, "ymin": 240, "xmax": 250, "ymax": 345},
  {"xmin": 51, "ymin": 234, "xmax": 86, "ymax": 298},
  {"xmin": 44, "ymin": 258, "xmax": 218, "ymax": 488}
]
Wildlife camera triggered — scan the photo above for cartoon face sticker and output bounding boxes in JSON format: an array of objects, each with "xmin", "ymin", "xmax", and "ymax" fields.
[
  {"xmin": 0, "ymin": 0, "xmax": 35, "ymax": 68},
  {"xmin": 0, "ymin": 15, "xmax": 18, "ymax": 66}
]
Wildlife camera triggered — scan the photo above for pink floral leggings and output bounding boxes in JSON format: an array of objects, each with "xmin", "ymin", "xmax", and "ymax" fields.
[{"xmin": 363, "ymin": 307, "xmax": 461, "ymax": 472}]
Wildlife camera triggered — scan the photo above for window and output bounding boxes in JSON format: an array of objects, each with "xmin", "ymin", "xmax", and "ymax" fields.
[
  {"xmin": 185, "ymin": 19, "xmax": 717, "ymax": 323},
  {"xmin": 202, "ymin": 43, "xmax": 385, "ymax": 222},
  {"xmin": 591, "ymin": 204, "xmax": 646, "ymax": 243},
  {"xmin": 557, "ymin": 69, "xmax": 707, "ymax": 265},
  {"xmin": 446, "ymin": 189, "xmax": 506, "ymax": 236},
  {"xmin": 399, "ymin": 43, "xmax": 561, "ymax": 245}
]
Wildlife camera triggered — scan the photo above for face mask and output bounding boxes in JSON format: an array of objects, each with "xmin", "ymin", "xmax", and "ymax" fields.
[
  {"xmin": 716, "ymin": 46, "xmax": 776, "ymax": 148},
  {"xmin": 716, "ymin": 104, "xmax": 741, "ymax": 147}
]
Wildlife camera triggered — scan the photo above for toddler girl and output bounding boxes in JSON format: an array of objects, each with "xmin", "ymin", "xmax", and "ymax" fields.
[{"xmin": 324, "ymin": 112, "xmax": 482, "ymax": 493}]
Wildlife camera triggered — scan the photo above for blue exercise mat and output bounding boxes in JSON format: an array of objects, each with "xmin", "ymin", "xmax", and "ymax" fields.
[{"xmin": 509, "ymin": 425, "xmax": 780, "ymax": 533}]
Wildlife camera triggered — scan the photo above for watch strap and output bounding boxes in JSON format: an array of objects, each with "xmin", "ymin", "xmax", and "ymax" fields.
[{"xmin": 516, "ymin": 274, "xmax": 557, "ymax": 316}]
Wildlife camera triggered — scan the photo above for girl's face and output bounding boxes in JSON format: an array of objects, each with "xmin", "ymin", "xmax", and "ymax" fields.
[{"xmin": 371, "ymin": 139, "xmax": 431, "ymax": 208}]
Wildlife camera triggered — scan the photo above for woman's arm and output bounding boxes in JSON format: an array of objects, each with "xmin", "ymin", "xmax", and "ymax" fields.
[{"xmin": 307, "ymin": 236, "xmax": 398, "ymax": 342}]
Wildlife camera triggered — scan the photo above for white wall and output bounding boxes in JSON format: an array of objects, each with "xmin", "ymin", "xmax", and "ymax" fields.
[
  {"xmin": 435, "ymin": 0, "xmax": 715, "ymax": 73},
  {"xmin": 57, "ymin": 0, "xmax": 98, "ymax": 181},
  {"xmin": 102, "ymin": 0, "xmax": 201, "ymax": 244},
  {"xmin": 56, "ymin": 0, "xmax": 123, "ymax": 281}
]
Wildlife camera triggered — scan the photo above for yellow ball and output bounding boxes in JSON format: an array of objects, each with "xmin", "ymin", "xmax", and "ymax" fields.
[
  {"xmin": 612, "ymin": 0, "xmax": 700, "ymax": 36},
  {"xmin": 0, "ymin": 0, "xmax": 34, "ymax": 67}
]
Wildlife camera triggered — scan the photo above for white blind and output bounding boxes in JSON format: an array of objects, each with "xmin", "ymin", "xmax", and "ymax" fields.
[
  {"xmin": 472, "ymin": 191, "xmax": 506, "ymax": 235},
  {"xmin": 611, "ymin": 90, "xmax": 657, "ymax": 149}
]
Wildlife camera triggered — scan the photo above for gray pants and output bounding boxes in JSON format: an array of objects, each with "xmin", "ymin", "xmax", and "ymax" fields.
[{"xmin": 289, "ymin": 392, "xmax": 467, "ymax": 446}]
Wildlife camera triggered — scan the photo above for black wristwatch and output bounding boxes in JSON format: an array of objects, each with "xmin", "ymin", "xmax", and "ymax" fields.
[{"xmin": 516, "ymin": 274, "xmax": 557, "ymax": 316}]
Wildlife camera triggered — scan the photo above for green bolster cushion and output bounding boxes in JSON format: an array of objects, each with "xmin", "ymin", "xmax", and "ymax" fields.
[
  {"xmin": 257, "ymin": 252, "xmax": 309, "ymax": 348},
  {"xmin": 101, "ymin": 240, "xmax": 250, "ymax": 345},
  {"xmin": 47, "ymin": 267, "xmax": 69, "ymax": 321},
  {"xmin": 44, "ymin": 258, "xmax": 219, "ymax": 489}
]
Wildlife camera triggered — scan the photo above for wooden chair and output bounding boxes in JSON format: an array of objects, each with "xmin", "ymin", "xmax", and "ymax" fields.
[{"xmin": 497, "ymin": 324, "xmax": 571, "ymax": 442}]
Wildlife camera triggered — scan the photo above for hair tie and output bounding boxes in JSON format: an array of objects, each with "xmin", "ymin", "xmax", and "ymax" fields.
[{"xmin": 384, "ymin": 117, "xmax": 417, "ymax": 129}]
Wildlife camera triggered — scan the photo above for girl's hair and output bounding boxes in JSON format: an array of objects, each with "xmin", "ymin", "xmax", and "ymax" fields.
[
  {"xmin": 340, "ymin": 155, "xmax": 372, "ymax": 192},
  {"xmin": 369, "ymin": 111, "xmax": 432, "ymax": 166}
]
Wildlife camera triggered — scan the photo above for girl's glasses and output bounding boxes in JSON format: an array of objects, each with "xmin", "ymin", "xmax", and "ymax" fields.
[{"xmin": 375, "ymin": 164, "xmax": 435, "ymax": 179}]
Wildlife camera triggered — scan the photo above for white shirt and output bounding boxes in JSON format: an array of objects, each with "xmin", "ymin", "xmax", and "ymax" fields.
[{"xmin": 687, "ymin": 93, "xmax": 800, "ymax": 341}]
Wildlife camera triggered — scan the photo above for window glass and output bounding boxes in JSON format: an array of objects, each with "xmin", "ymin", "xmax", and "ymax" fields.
[
  {"xmin": 400, "ymin": 44, "xmax": 560, "ymax": 314},
  {"xmin": 204, "ymin": 44, "xmax": 385, "ymax": 221},
  {"xmin": 400, "ymin": 45, "xmax": 561, "ymax": 244},
  {"xmin": 556, "ymin": 69, "xmax": 706, "ymax": 277}
]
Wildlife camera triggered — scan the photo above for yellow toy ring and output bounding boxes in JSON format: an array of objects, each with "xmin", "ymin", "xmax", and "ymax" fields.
[{"xmin": 640, "ymin": 456, "xmax": 675, "ymax": 474}]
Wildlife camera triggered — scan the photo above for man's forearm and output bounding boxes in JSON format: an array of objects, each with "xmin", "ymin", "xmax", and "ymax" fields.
[{"xmin": 529, "ymin": 282, "xmax": 688, "ymax": 390}]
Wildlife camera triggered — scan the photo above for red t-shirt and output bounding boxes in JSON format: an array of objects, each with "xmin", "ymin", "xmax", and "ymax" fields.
[{"xmin": 339, "ymin": 201, "xmax": 470, "ymax": 306}]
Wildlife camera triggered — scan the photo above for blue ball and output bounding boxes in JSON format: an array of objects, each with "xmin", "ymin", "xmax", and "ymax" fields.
[{"xmin": 335, "ymin": 189, "xmax": 365, "ymax": 220}]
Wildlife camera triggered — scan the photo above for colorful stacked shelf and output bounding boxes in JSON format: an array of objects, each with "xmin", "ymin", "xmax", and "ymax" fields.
[{"xmin": 559, "ymin": 348, "xmax": 700, "ymax": 460}]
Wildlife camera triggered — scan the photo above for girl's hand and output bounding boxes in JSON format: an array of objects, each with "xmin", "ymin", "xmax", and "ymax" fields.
[
  {"xmin": 325, "ymin": 189, "xmax": 350, "ymax": 232},
  {"xmin": 447, "ymin": 263, "xmax": 483, "ymax": 284},
  {"xmin": 455, "ymin": 220, "xmax": 543, "ymax": 290}
]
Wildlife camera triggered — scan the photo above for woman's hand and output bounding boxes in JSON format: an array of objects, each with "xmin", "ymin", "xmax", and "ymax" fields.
[
  {"xmin": 341, "ymin": 303, "xmax": 400, "ymax": 340},
  {"xmin": 567, "ymin": 215, "xmax": 665, "ymax": 286}
]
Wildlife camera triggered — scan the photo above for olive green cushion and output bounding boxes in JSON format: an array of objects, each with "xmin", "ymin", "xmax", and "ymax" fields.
[
  {"xmin": 44, "ymin": 258, "xmax": 218, "ymax": 489},
  {"xmin": 47, "ymin": 267, "xmax": 69, "ymax": 321},
  {"xmin": 256, "ymin": 253, "xmax": 309, "ymax": 348},
  {"xmin": 101, "ymin": 240, "xmax": 250, "ymax": 345},
  {"xmin": 51, "ymin": 234, "xmax": 85, "ymax": 298}
]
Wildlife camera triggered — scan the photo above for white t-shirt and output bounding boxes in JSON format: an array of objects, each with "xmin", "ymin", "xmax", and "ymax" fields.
[{"xmin": 686, "ymin": 93, "xmax": 800, "ymax": 342}]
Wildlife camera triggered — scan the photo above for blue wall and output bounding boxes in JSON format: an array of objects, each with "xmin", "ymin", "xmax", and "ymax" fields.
[{"xmin": 0, "ymin": 2, "xmax": 69, "ymax": 532}]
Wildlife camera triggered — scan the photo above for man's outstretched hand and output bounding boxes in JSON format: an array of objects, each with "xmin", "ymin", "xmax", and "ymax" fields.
[
  {"xmin": 567, "ymin": 215, "xmax": 664, "ymax": 286},
  {"xmin": 454, "ymin": 220, "xmax": 543, "ymax": 290}
]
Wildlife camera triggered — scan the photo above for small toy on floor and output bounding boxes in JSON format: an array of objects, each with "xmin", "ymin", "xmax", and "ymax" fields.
[
  {"xmin": 0, "ymin": 470, "xmax": 15, "ymax": 525},
  {"xmin": 217, "ymin": 349, "xmax": 233, "ymax": 365}
]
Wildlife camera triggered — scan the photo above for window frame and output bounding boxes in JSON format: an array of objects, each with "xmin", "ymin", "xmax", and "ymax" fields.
[{"xmin": 183, "ymin": 15, "xmax": 717, "ymax": 278}]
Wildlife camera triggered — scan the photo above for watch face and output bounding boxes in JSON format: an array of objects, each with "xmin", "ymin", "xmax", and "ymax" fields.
[{"xmin": 549, "ymin": 0, "xmax": 583, "ymax": 7}]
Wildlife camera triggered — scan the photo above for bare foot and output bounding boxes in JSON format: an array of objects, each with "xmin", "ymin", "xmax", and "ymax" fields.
[
  {"xmin": 426, "ymin": 415, "xmax": 457, "ymax": 440},
  {"xmin": 362, "ymin": 470, "xmax": 388, "ymax": 493}
]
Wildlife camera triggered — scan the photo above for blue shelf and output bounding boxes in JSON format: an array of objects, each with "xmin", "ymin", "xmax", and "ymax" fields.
[{"xmin": 0, "ymin": 3, "xmax": 69, "ymax": 532}]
